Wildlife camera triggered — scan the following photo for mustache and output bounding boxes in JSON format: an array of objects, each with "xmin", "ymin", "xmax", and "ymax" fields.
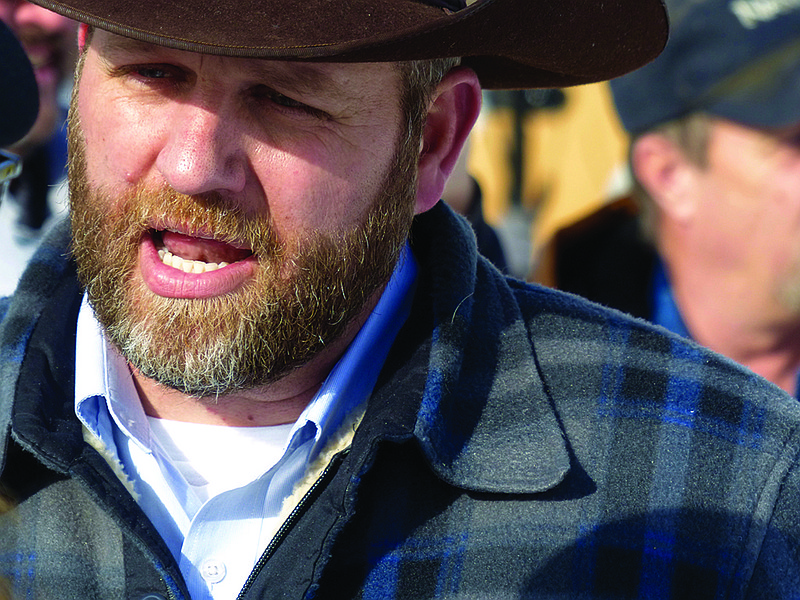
[{"xmin": 89, "ymin": 183, "xmax": 282, "ymax": 258}]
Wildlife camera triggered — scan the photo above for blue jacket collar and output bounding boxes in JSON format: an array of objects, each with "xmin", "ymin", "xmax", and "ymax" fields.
[{"xmin": 407, "ymin": 202, "xmax": 570, "ymax": 494}]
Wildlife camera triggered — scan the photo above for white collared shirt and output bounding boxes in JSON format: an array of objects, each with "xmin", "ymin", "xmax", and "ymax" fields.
[{"xmin": 74, "ymin": 244, "xmax": 417, "ymax": 600}]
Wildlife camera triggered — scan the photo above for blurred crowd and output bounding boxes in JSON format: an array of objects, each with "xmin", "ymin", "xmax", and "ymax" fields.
[{"xmin": 0, "ymin": 0, "xmax": 75, "ymax": 295}]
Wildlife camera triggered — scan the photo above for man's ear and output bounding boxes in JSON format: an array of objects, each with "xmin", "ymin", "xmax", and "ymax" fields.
[
  {"xmin": 415, "ymin": 66, "xmax": 482, "ymax": 215},
  {"xmin": 632, "ymin": 133, "xmax": 700, "ymax": 223},
  {"xmin": 78, "ymin": 22, "xmax": 90, "ymax": 53}
]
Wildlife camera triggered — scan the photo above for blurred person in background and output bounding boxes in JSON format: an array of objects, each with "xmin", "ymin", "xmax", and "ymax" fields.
[
  {"xmin": 0, "ymin": 0, "xmax": 75, "ymax": 294},
  {"xmin": 467, "ymin": 83, "xmax": 628, "ymax": 280},
  {"xmin": 0, "ymin": 9, "xmax": 37, "ymax": 148},
  {"xmin": 441, "ymin": 141, "xmax": 508, "ymax": 273},
  {"xmin": 0, "ymin": 1, "xmax": 39, "ymax": 510},
  {"xmin": 0, "ymin": 11, "xmax": 37, "ymax": 599},
  {"xmin": 535, "ymin": 0, "xmax": 800, "ymax": 398}
]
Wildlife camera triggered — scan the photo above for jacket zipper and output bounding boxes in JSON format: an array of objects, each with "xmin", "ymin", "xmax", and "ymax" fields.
[{"xmin": 235, "ymin": 448, "xmax": 349, "ymax": 600}]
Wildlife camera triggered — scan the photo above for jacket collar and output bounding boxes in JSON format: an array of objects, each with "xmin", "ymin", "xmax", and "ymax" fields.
[
  {"xmin": 380, "ymin": 202, "xmax": 570, "ymax": 495},
  {"xmin": 0, "ymin": 218, "xmax": 82, "ymax": 473}
]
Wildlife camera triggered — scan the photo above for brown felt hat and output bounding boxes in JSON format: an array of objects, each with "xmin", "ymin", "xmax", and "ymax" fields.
[{"xmin": 28, "ymin": 0, "xmax": 667, "ymax": 89}]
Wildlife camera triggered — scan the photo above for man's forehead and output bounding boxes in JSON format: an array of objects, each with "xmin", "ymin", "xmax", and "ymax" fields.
[{"xmin": 92, "ymin": 30, "xmax": 401, "ymax": 98}]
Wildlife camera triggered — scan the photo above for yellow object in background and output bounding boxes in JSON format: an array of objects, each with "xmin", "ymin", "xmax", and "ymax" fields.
[{"xmin": 467, "ymin": 82, "xmax": 629, "ymax": 278}]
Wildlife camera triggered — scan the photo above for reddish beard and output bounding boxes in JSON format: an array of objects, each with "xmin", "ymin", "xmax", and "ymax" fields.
[{"xmin": 67, "ymin": 115, "xmax": 418, "ymax": 398}]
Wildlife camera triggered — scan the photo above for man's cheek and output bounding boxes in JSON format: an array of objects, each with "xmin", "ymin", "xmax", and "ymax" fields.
[
  {"xmin": 81, "ymin": 120, "xmax": 147, "ymax": 187},
  {"xmin": 79, "ymin": 96, "xmax": 150, "ymax": 187}
]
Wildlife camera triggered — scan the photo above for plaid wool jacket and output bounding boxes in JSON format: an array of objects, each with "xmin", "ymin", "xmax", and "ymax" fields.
[{"xmin": 2, "ymin": 203, "xmax": 800, "ymax": 599}]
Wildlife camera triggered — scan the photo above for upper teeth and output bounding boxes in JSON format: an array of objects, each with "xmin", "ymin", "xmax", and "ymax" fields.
[{"xmin": 158, "ymin": 249, "xmax": 230, "ymax": 274}]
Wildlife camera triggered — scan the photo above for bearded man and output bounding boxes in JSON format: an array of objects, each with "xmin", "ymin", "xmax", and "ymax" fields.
[{"xmin": 2, "ymin": 0, "xmax": 800, "ymax": 599}]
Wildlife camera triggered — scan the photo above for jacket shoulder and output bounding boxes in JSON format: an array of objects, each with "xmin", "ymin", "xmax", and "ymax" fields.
[{"xmin": 511, "ymin": 278, "xmax": 800, "ymax": 426}]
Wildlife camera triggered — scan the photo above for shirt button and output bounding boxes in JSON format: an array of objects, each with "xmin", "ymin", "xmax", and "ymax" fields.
[{"xmin": 201, "ymin": 558, "xmax": 227, "ymax": 584}]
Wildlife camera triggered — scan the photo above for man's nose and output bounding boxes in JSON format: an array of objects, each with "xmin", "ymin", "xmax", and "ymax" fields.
[{"xmin": 155, "ymin": 102, "xmax": 247, "ymax": 197}]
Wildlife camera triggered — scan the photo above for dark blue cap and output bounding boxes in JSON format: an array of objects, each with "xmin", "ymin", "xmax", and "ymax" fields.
[
  {"xmin": 610, "ymin": 0, "xmax": 800, "ymax": 135},
  {"xmin": 0, "ymin": 19, "xmax": 39, "ymax": 147}
]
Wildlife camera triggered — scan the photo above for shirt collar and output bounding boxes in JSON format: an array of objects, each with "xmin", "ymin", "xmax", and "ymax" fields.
[
  {"xmin": 292, "ymin": 242, "xmax": 418, "ymax": 454},
  {"xmin": 74, "ymin": 293, "xmax": 152, "ymax": 454},
  {"xmin": 75, "ymin": 242, "xmax": 418, "ymax": 459},
  {"xmin": 650, "ymin": 257, "xmax": 691, "ymax": 339}
]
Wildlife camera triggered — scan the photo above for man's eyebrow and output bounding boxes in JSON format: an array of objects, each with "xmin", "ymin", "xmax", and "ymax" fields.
[{"xmin": 97, "ymin": 34, "xmax": 167, "ymax": 60}]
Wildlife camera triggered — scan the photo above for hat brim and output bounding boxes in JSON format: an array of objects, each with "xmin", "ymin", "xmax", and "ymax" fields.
[{"xmin": 29, "ymin": 0, "xmax": 668, "ymax": 89}]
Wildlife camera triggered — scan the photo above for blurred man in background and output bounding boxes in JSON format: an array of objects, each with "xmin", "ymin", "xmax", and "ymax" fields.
[
  {"xmin": 0, "ymin": 0, "xmax": 75, "ymax": 294},
  {"xmin": 536, "ymin": 0, "xmax": 800, "ymax": 397},
  {"xmin": 0, "ymin": 2, "xmax": 37, "ymax": 195}
]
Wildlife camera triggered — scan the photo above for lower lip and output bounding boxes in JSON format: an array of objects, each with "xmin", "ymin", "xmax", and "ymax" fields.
[{"xmin": 139, "ymin": 233, "xmax": 257, "ymax": 299}]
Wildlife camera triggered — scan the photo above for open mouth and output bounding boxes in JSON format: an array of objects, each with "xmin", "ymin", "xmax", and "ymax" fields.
[{"xmin": 152, "ymin": 229, "xmax": 254, "ymax": 274}]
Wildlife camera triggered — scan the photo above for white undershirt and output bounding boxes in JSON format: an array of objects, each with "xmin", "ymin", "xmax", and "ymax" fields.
[{"xmin": 147, "ymin": 417, "xmax": 294, "ymax": 503}]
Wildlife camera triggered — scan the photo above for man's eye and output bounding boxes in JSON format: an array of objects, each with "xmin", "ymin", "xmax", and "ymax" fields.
[
  {"xmin": 250, "ymin": 85, "xmax": 328, "ymax": 119},
  {"xmin": 117, "ymin": 64, "xmax": 186, "ymax": 84},
  {"xmin": 136, "ymin": 66, "xmax": 172, "ymax": 79},
  {"xmin": 270, "ymin": 92, "xmax": 306, "ymax": 109}
]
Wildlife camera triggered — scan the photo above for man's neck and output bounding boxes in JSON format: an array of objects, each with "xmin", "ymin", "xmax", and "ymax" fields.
[
  {"xmin": 131, "ymin": 370, "xmax": 324, "ymax": 427},
  {"xmin": 131, "ymin": 287, "xmax": 384, "ymax": 427},
  {"xmin": 666, "ymin": 259, "xmax": 800, "ymax": 396}
]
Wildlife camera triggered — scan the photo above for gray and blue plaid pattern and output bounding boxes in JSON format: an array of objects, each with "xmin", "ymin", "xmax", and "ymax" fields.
[
  {"xmin": 3, "ymin": 206, "xmax": 800, "ymax": 599},
  {"xmin": 304, "ymin": 204, "xmax": 800, "ymax": 599}
]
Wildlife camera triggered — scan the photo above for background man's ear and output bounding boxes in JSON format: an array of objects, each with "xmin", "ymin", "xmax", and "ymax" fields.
[
  {"xmin": 632, "ymin": 133, "xmax": 700, "ymax": 223},
  {"xmin": 415, "ymin": 66, "xmax": 482, "ymax": 215}
]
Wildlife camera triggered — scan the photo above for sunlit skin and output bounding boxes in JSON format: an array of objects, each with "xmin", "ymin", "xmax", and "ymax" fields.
[
  {"xmin": 75, "ymin": 30, "xmax": 481, "ymax": 426},
  {"xmin": 635, "ymin": 118, "xmax": 800, "ymax": 394}
]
